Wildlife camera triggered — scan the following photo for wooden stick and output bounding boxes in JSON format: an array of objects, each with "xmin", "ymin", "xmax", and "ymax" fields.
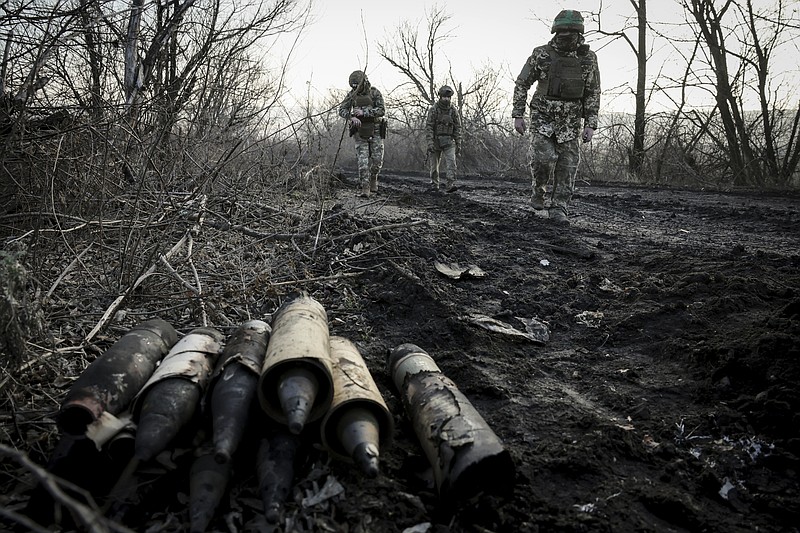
[
  {"xmin": 45, "ymin": 243, "xmax": 94, "ymax": 303},
  {"xmin": 83, "ymin": 231, "xmax": 189, "ymax": 344}
]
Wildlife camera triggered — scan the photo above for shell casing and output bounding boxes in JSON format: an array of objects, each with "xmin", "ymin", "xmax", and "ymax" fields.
[
  {"xmin": 321, "ymin": 336, "xmax": 393, "ymax": 478},
  {"xmin": 258, "ymin": 294, "xmax": 333, "ymax": 432},
  {"xmin": 388, "ymin": 343, "xmax": 516, "ymax": 501}
]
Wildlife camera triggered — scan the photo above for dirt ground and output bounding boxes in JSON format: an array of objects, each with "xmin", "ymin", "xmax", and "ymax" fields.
[{"xmin": 2, "ymin": 169, "xmax": 800, "ymax": 532}]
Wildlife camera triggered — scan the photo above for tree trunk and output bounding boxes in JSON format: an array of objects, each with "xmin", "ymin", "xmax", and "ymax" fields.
[{"xmin": 629, "ymin": 0, "xmax": 647, "ymax": 177}]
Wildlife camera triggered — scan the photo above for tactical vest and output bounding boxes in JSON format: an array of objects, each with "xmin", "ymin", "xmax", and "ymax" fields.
[
  {"xmin": 434, "ymin": 105, "xmax": 456, "ymax": 137},
  {"xmin": 535, "ymin": 46, "xmax": 585, "ymax": 100},
  {"xmin": 354, "ymin": 93, "xmax": 375, "ymax": 139}
]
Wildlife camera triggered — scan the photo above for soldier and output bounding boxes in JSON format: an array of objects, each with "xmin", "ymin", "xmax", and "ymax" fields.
[
  {"xmin": 512, "ymin": 9, "xmax": 601, "ymax": 223},
  {"xmin": 338, "ymin": 70, "xmax": 386, "ymax": 198},
  {"xmin": 425, "ymin": 85, "xmax": 462, "ymax": 192}
]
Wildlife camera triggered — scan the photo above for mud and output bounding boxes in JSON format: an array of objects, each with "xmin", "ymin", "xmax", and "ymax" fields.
[
  {"xmin": 323, "ymin": 171, "xmax": 800, "ymax": 533},
  {"xmin": 2, "ymin": 170, "xmax": 799, "ymax": 533}
]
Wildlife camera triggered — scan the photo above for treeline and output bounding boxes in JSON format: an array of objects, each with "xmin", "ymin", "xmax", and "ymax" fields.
[{"xmin": 2, "ymin": 0, "xmax": 799, "ymax": 227}]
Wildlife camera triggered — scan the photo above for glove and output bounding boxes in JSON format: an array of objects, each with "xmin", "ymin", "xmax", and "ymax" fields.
[
  {"xmin": 582, "ymin": 127, "xmax": 594, "ymax": 143},
  {"xmin": 514, "ymin": 117, "xmax": 527, "ymax": 135},
  {"xmin": 350, "ymin": 117, "xmax": 362, "ymax": 128}
]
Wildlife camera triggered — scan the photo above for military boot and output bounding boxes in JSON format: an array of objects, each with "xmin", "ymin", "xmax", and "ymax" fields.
[
  {"xmin": 369, "ymin": 175, "xmax": 378, "ymax": 193},
  {"xmin": 531, "ymin": 193, "xmax": 545, "ymax": 210},
  {"xmin": 549, "ymin": 206, "xmax": 569, "ymax": 224},
  {"xmin": 359, "ymin": 182, "xmax": 370, "ymax": 198}
]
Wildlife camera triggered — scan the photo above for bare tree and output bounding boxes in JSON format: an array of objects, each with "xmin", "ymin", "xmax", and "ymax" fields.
[
  {"xmin": 0, "ymin": 0, "xmax": 311, "ymax": 233},
  {"xmin": 377, "ymin": 6, "xmax": 515, "ymax": 173},
  {"xmin": 378, "ymin": 5, "xmax": 454, "ymax": 111},
  {"xmin": 683, "ymin": 0, "xmax": 800, "ymax": 186},
  {"xmin": 594, "ymin": 0, "xmax": 650, "ymax": 176},
  {"xmin": 629, "ymin": 0, "xmax": 647, "ymax": 175}
]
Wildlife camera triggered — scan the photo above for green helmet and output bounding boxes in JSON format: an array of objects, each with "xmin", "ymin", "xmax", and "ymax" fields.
[
  {"xmin": 438, "ymin": 85, "xmax": 454, "ymax": 97},
  {"xmin": 348, "ymin": 70, "xmax": 366, "ymax": 88},
  {"xmin": 551, "ymin": 10, "xmax": 584, "ymax": 33}
]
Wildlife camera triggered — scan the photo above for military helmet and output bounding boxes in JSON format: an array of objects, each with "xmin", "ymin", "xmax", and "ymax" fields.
[
  {"xmin": 438, "ymin": 85, "xmax": 454, "ymax": 97},
  {"xmin": 551, "ymin": 9, "xmax": 584, "ymax": 33},
  {"xmin": 348, "ymin": 70, "xmax": 366, "ymax": 88}
]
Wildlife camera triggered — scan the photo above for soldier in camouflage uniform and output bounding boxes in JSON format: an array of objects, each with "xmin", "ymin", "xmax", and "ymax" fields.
[
  {"xmin": 425, "ymin": 85, "xmax": 462, "ymax": 192},
  {"xmin": 512, "ymin": 9, "xmax": 601, "ymax": 223},
  {"xmin": 338, "ymin": 70, "xmax": 386, "ymax": 198}
]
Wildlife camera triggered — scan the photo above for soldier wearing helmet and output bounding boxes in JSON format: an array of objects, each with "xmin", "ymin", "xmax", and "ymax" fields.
[
  {"xmin": 338, "ymin": 70, "xmax": 387, "ymax": 197},
  {"xmin": 512, "ymin": 9, "xmax": 601, "ymax": 223},
  {"xmin": 424, "ymin": 85, "xmax": 462, "ymax": 192}
]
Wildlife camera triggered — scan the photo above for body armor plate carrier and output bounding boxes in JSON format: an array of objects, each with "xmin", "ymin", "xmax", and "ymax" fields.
[
  {"xmin": 536, "ymin": 47, "xmax": 585, "ymax": 100},
  {"xmin": 354, "ymin": 93, "xmax": 375, "ymax": 138},
  {"xmin": 435, "ymin": 108, "xmax": 456, "ymax": 137}
]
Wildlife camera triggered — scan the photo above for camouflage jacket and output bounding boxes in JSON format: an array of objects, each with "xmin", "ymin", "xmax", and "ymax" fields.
[
  {"xmin": 425, "ymin": 101, "xmax": 462, "ymax": 149},
  {"xmin": 512, "ymin": 38, "xmax": 600, "ymax": 143},
  {"xmin": 338, "ymin": 85, "xmax": 385, "ymax": 121}
]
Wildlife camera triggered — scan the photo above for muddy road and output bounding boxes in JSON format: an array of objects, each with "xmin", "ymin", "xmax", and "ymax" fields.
[
  {"xmin": 2, "ymin": 170, "xmax": 799, "ymax": 533},
  {"xmin": 327, "ymin": 171, "xmax": 800, "ymax": 533}
]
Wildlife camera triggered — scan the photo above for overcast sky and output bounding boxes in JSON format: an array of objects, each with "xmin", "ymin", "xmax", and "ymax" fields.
[{"xmin": 275, "ymin": 0, "xmax": 798, "ymax": 114}]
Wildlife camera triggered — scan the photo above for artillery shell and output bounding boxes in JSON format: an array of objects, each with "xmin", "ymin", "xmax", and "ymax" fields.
[
  {"xmin": 336, "ymin": 406, "xmax": 381, "ymax": 478},
  {"xmin": 189, "ymin": 446, "xmax": 232, "ymax": 533},
  {"xmin": 134, "ymin": 378, "xmax": 202, "ymax": 461},
  {"xmin": 258, "ymin": 294, "xmax": 333, "ymax": 433},
  {"xmin": 388, "ymin": 343, "xmax": 516, "ymax": 501},
  {"xmin": 207, "ymin": 319, "xmax": 270, "ymax": 464},
  {"xmin": 257, "ymin": 430, "xmax": 301, "ymax": 524},
  {"xmin": 58, "ymin": 318, "xmax": 178, "ymax": 436},
  {"xmin": 278, "ymin": 366, "xmax": 319, "ymax": 434},
  {"xmin": 321, "ymin": 336, "xmax": 393, "ymax": 478},
  {"xmin": 132, "ymin": 327, "xmax": 223, "ymax": 462}
]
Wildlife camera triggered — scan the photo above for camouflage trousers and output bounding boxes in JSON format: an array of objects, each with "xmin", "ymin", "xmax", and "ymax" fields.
[
  {"xmin": 428, "ymin": 145, "xmax": 457, "ymax": 189},
  {"xmin": 528, "ymin": 133, "xmax": 580, "ymax": 212},
  {"xmin": 355, "ymin": 135, "xmax": 384, "ymax": 191}
]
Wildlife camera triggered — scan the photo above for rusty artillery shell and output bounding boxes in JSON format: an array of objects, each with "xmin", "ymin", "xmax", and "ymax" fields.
[
  {"xmin": 207, "ymin": 319, "xmax": 270, "ymax": 464},
  {"xmin": 58, "ymin": 319, "xmax": 178, "ymax": 436},
  {"xmin": 388, "ymin": 343, "xmax": 516, "ymax": 501},
  {"xmin": 132, "ymin": 327, "xmax": 223, "ymax": 461},
  {"xmin": 189, "ymin": 445, "xmax": 232, "ymax": 533},
  {"xmin": 257, "ymin": 430, "xmax": 301, "ymax": 524},
  {"xmin": 321, "ymin": 336, "xmax": 393, "ymax": 478},
  {"xmin": 258, "ymin": 294, "xmax": 333, "ymax": 434}
]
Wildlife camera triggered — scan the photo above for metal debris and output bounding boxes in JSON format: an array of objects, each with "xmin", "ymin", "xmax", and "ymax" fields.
[
  {"xmin": 301, "ymin": 475, "xmax": 345, "ymax": 508},
  {"xmin": 388, "ymin": 344, "xmax": 516, "ymax": 501},
  {"xmin": 434, "ymin": 261, "xmax": 486, "ymax": 280},
  {"xmin": 575, "ymin": 310, "xmax": 604, "ymax": 328},
  {"xmin": 461, "ymin": 313, "xmax": 550, "ymax": 344}
]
